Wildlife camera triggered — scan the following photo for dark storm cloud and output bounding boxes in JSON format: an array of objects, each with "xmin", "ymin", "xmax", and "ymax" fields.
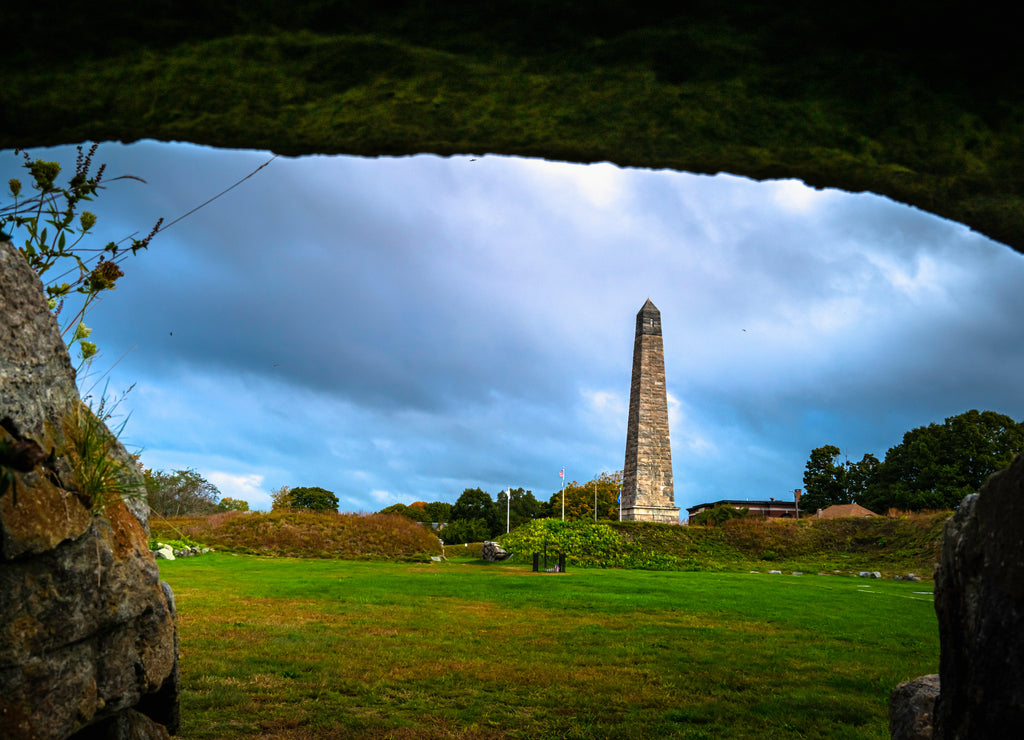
[{"xmin": 4, "ymin": 142, "xmax": 1023, "ymax": 512}]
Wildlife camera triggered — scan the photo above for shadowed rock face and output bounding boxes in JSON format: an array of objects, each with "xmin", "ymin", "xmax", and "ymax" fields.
[
  {"xmin": 0, "ymin": 242, "xmax": 179, "ymax": 739},
  {"xmin": 933, "ymin": 455, "xmax": 1024, "ymax": 738},
  {"xmin": 3, "ymin": 3, "xmax": 1024, "ymax": 252},
  {"xmin": 890, "ymin": 674, "xmax": 939, "ymax": 740}
]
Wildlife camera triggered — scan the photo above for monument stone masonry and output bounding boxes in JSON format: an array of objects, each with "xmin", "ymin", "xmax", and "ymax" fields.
[{"xmin": 621, "ymin": 299, "xmax": 680, "ymax": 523}]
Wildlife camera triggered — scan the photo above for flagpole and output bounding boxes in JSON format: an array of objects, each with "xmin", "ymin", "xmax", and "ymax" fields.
[
  {"xmin": 506, "ymin": 487, "xmax": 510, "ymax": 534},
  {"xmin": 560, "ymin": 467, "xmax": 565, "ymax": 521}
]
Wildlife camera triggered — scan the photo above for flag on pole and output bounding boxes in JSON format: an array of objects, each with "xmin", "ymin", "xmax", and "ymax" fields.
[{"xmin": 559, "ymin": 467, "xmax": 565, "ymax": 480}]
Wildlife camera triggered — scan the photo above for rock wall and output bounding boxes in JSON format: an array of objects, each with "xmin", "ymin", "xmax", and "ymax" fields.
[
  {"xmin": 0, "ymin": 241, "xmax": 179, "ymax": 739},
  {"xmin": 931, "ymin": 454, "xmax": 1024, "ymax": 738},
  {"xmin": 7, "ymin": 6, "xmax": 1024, "ymax": 254}
]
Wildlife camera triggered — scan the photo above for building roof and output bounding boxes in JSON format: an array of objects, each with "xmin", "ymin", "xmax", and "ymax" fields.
[
  {"xmin": 686, "ymin": 499, "xmax": 798, "ymax": 514},
  {"xmin": 816, "ymin": 503, "xmax": 878, "ymax": 518}
]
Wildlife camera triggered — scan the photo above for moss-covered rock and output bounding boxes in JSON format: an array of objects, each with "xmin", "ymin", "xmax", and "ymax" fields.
[
  {"xmin": 3, "ymin": 3, "xmax": 1023, "ymax": 251},
  {"xmin": 0, "ymin": 241, "xmax": 179, "ymax": 738}
]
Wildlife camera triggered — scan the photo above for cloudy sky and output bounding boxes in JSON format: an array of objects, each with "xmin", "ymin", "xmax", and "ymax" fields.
[{"xmin": 4, "ymin": 141, "xmax": 1024, "ymax": 514}]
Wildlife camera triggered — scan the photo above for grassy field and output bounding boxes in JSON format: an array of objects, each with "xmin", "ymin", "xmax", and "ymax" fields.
[{"xmin": 159, "ymin": 554, "xmax": 938, "ymax": 739}]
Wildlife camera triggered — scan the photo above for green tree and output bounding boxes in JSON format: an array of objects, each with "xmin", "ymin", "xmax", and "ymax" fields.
[
  {"xmin": 547, "ymin": 472, "xmax": 621, "ymax": 521},
  {"xmin": 801, "ymin": 445, "xmax": 851, "ymax": 513},
  {"xmin": 494, "ymin": 487, "xmax": 542, "ymax": 533},
  {"xmin": 379, "ymin": 500, "xmax": 452, "ymax": 523},
  {"xmin": 289, "ymin": 486, "xmax": 340, "ymax": 512},
  {"xmin": 145, "ymin": 468, "xmax": 220, "ymax": 517},
  {"xmin": 865, "ymin": 409, "xmax": 1024, "ymax": 511},
  {"xmin": 404, "ymin": 501, "xmax": 432, "ymax": 522},
  {"xmin": 270, "ymin": 485, "xmax": 293, "ymax": 511},
  {"xmin": 216, "ymin": 497, "xmax": 249, "ymax": 512},
  {"xmin": 451, "ymin": 488, "xmax": 498, "ymax": 536},
  {"xmin": 846, "ymin": 453, "xmax": 880, "ymax": 502},
  {"xmin": 423, "ymin": 501, "xmax": 453, "ymax": 523},
  {"xmin": 439, "ymin": 518, "xmax": 490, "ymax": 545}
]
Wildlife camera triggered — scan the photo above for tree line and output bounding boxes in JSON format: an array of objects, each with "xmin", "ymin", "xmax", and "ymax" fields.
[
  {"xmin": 378, "ymin": 471, "xmax": 624, "ymax": 544},
  {"xmin": 145, "ymin": 472, "xmax": 348, "ymax": 518},
  {"xmin": 143, "ymin": 467, "xmax": 250, "ymax": 517},
  {"xmin": 801, "ymin": 409, "xmax": 1023, "ymax": 514}
]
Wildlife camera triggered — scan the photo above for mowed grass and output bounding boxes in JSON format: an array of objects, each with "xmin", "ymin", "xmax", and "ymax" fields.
[{"xmin": 159, "ymin": 555, "xmax": 937, "ymax": 739}]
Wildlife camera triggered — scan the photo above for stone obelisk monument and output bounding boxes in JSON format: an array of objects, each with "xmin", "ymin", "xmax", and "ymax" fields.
[{"xmin": 621, "ymin": 299, "xmax": 680, "ymax": 523}]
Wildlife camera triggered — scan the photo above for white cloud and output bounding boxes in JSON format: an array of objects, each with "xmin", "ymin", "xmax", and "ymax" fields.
[
  {"xmin": 865, "ymin": 251, "xmax": 960, "ymax": 305},
  {"xmin": 205, "ymin": 471, "xmax": 267, "ymax": 508},
  {"xmin": 13, "ymin": 141, "xmax": 1024, "ymax": 519},
  {"xmin": 581, "ymin": 388, "xmax": 627, "ymax": 418},
  {"xmin": 507, "ymin": 156, "xmax": 628, "ymax": 211},
  {"xmin": 769, "ymin": 178, "xmax": 833, "ymax": 213},
  {"xmin": 667, "ymin": 392, "xmax": 717, "ymax": 456}
]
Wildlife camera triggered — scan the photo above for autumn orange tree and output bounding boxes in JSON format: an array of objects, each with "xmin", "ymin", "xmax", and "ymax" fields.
[{"xmin": 547, "ymin": 471, "xmax": 622, "ymax": 521}]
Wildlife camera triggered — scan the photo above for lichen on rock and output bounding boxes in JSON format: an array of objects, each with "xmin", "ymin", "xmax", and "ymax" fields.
[{"xmin": 1, "ymin": 240, "xmax": 179, "ymax": 739}]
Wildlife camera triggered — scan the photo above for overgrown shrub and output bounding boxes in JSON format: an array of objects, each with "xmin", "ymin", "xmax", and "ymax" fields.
[
  {"xmin": 499, "ymin": 519, "xmax": 695, "ymax": 570},
  {"xmin": 150, "ymin": 510, "xmax": 442, "ymax": 560},
  {"xmin": 691, "ymin": 503, "xmax": 749, "ymax": 526}
]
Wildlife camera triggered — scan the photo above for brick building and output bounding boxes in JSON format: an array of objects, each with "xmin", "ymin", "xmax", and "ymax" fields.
[{"xmin": 686, "ymin": 498, "xmax": 800, "ymax": 524}]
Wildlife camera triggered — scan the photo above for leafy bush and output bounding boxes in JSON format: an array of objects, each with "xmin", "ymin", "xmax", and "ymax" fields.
[
  {"xmin": 149, "ymin": 536, "xmax": 201, "ymax": 551},
  {"xmin": 495, "ymin": 514, "xmax": 948, "ymax": 575},
  {"xmin": 500, "ymin": 519, "xmax": 639, "ymax": 568},
  {"xmin": 691, "ymin": 503, "xmax": 749, "ymax": 526}
]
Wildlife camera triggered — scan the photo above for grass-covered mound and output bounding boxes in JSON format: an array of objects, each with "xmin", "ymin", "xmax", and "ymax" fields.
[
  {"xmin": 151, "ymin": 509, "xmax": 946, "ymax": 574},
  {"xmin": 499, "ymin": 512, "xmax": 947, "ymax": 576},
  {"xmin": 150, "ymin": 510, "xmax": 442, "ymax": 561},
  {"xmin": 713, "ymin": 511, "xmax": 947, "ymax": 569}
]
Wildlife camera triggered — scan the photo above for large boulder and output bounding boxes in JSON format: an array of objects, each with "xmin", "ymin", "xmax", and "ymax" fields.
[
  {"xmin": 0, "ymin": 241, "xmax": 179, "ymax": 739},
  {"xmin": 890, "ymin": 674, "xmax": 939, "ymax": 740},
  {"xmin": 481, "ymin": 541, "xmax": 510, "ymax": 562},
  {"xmin": 932, "ymin": 455, "xmax": 1024, "ymax": 738}
]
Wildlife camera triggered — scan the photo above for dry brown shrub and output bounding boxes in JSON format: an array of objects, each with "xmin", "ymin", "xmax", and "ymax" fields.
[{"xmin": 152, "ymin": 510, "xmax": 442, "ymax": 560}]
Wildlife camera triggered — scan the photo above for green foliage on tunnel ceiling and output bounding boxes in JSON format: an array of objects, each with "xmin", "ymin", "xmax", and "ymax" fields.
[{"xmin": 3, "ymin": 1, "xmax": 1023, "ymax": 250}]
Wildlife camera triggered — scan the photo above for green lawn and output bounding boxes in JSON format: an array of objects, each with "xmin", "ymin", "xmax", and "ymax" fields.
[{"xmin": 159, "ymin": 555, "xmax": 937, "ymax": 739}]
